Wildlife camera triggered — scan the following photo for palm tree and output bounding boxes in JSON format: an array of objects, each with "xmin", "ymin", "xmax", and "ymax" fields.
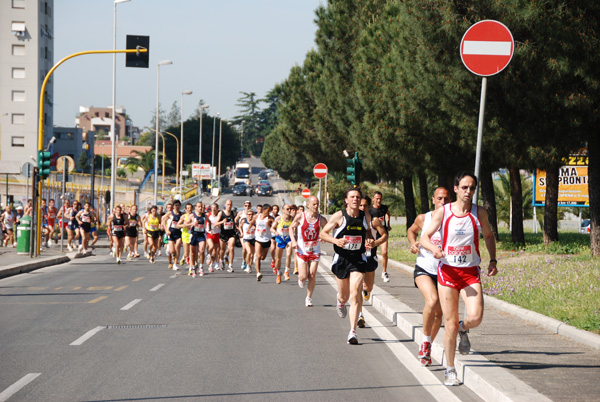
[{"xmin": 125, "ymin": 149, "xmax": 172, "ymax": 176}]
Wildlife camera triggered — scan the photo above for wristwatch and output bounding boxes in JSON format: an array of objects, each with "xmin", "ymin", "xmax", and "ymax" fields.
[{"xmin": 490, "ymin": 259, "xmax": 497, "ymax": 264}]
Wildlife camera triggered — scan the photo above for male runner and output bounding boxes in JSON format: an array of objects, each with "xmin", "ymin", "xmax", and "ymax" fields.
[
  {"xmin": 289, "ymin": 196, "xmax": 327, "ymax": 307},
  {"xmin": 165, "ymin": 200, "xmax": 183, "ymax": 270},
  {"xmin": 420, "ymin": 172, "xmax": 497, "ymax": 386},
  {"xmin": 270, "ymin": 204, "xmax": 293, "ymax": 284},
  {"xmin": 269, "ymin": 204, "xmax": 280, "ymax": 272},
  {"xmin": 369, "ymin": 191, "xmax": 392, "ymax": 282},
  {"xmin": 407, "ymin": 186, "xmax": 450, "ymax": 366},
  {"xmin": 356, "ymin": 196, "xmax": 377, "ymax": 328},
  {"xmin": 253, "ymin": 204, "xmax": 273, "ymax": 282},
  {"xmin": 320, "ymin": 188, "xmax": 387, "ymax": 344},
  {"xmin": 126, "ymin": 204, "xmax": 141, "ymax": 259},
  {"xmin": 235, "ymin": 200, "xmax": 253, "ymax": 271},
  {"xmin": 219, "ymin": 199, "xmax": 237, "ymax": 273}
]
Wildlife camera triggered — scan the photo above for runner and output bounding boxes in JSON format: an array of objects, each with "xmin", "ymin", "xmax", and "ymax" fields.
[
  {"xmin": 141, "ymin": 206, "xmax": 150, "ymax": 258},
  {"xmin": 269, "ymin": 204, "xmax": 280, "ymax": 273},
  {"xmin": 67, "ymin": 201, "xmax": 81, "ymax": 252},
  {"xmin": 165, "ymin": 200, "xmax": 184, "ymax": 271},
  {"xmin": 289, "ymin": 204, "xmax": 299, "ymax": 275},
  {"xmin": 254, "ymin": 204, "xmax": 274, "ymax": 282},
  {"xmin": 219, "ymin": 199, "xmax": 237, "ymax": 273},
  {"xmin": 407, "ymin": 186, "xmax": 451, "ymax": 366},
  {"xmin": 157, "ymin": 204, "xmax": 166, "ymax": 257},
  {"xmin": 420, "ymin": 172, "xmax": 498, "ymax": 386},
  {"xmin": 89, "ymin": 207, "xmax": 99, "ymax": 247},
  {"xmin": 369, "ymin": 191, "xmax": 392, "ymax": 283},
  {"xmin": 182, "ymin": 202, "xmax": 208, "ymax": 277},
  {"xmin": 289, "ymin": 196, "xmax": 327, "ymax": 307},
  {"xmin": 270, "ymin": 204, "xmax": 293, "ymax": 284},
  {"xmin": 206, "ymin": 203, "xmax": 223, "ymax": 272},
  {"xmin": 125, "ymin": 204, "xmax": 141, "ymax": 260},
  {"xmin": 239, "ymin": 209, "xmax": 256, "ymax": 273},
  {"xmin": 44, "ymin": 199, "xmax": 58, "ymax": 247},
  {"xmin": 75, "ymin": 202, "xmax": 96, "ymax": 254},
  {"xmin": 178, "ymin": 203, "xmax": 193, "ymax": 274},
  {"xmin": 235, "ymin": 200, "xmax": 253, "ymax": 271},
  {"xmin": 56, "ymin": 199, "xmax": 71, "ymax": 246},
  {"xmin": 145, "ymin": 206, "xmax": 161, "ymax": 263},
  {"xmin": 356, "ymin": 196, "xmax": 378, "ymax": 329},
  {"xmin": 320, "ymin": 188, "xmax": 387, "ymax": 345},
  {"xmin": 1, "ymin": 205, "xmax": 16, "ymax": 247},
  {"xmin": 108, "ymin": 205, "xmax": 127, "ymax": 263}
]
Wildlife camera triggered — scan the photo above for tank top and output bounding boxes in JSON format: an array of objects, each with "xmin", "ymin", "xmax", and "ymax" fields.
[
  {"xmin": 128, "ymin": 213, "xmax": 139, "ymax": 227},
  {"xmin": 416, "ymin": 211, "xmax": 442, "ymax": 275},
  {"xmin": 112, "ymin": 215, "xmax": 125, "ymax": 232},
  {"xmin": 191, "ymin": 212, "xmax": 206, "ymax": 235},
  {"xmin": 242, "ymin": 219, "xmax": 255, "ymax": 240},
  {"xmin": 170, "ymin": 211, "xmax": 182, "ymax": 232},
  {"xmin": 208, "ymin": 212, "xmax": 221, "ymax": 234},
  {"xmin": 47, "ymin": 207, "xmax": 57, "ymax": 225},
  {"xmin": 297, "ymin": 212, "xmax": 321, "ymax": 255},
  {"xmin": 81, "ymin": 211, "xmax": 92, "ymax": 223},
  {"xmin": 332, "ymin": 209, "xmax": 367, "ymax": 259},
  {"xmin": 4, "ymin": 212, "xmax": 15, "ymax": 229},
  {"xmin": 440, "ymin": 203, "xmax": 481, "ymax": 268},
  {"xmin": 221, "ymin": 210, "xmax": 235, "ymax": 232},
  {"xmin": 276, "ymin": 216, "xmax": 293, "ymax": 238},
  {"xmin": 146, "ymin": 215, "xmax": 160, "ymax": 231},
  {"xmin": 254, "ymin": 215, "xmax": 271, "ymax": 242}
]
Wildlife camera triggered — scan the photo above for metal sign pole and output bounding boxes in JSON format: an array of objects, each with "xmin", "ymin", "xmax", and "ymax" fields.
[
  {"xmin": 30, "ymin": 168, "xmax": 38, "ymax": 258},
  {"xmin": 61, "ymin": 162, "xmax": 67, "ymax": 252},
  {"xmin": 473, "ymin": 77, "xmax": 488, "ymax": 205},
  {"xmin": 317, "ymin": 178, "xmax": 322, "ymax": 213},
  {"xmin": 324, "ymin": 175, "xmax": 328, "ymax": 216}
]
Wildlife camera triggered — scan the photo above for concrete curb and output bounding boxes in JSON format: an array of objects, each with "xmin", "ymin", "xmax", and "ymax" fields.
[
  {"xmin": 388, "ymin": 259, "xmax": 600, "ymax": 351},
  {"xmin": 0, "ymin": 255, "xmax": 70, "ymax": 279},
  {"xmin": 318, "ymin": 254, "xmax": 552, "ymax": 402}
]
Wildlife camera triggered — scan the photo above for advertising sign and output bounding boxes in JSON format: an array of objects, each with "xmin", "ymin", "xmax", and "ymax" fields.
[{"xmin": 533, "ymin": 155, "xmax": 589, "ymax": 207}]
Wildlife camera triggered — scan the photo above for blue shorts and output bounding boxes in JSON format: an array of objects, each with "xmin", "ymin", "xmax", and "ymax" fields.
[
  {"xmin": 169, "ymin": 229, "xmax": 182, "ymax": 241},
  {"xmin": 90, "ymin": 226, "xmax": 97, "ymax": 233},
  {"xmin": 275, "ymin": 235, "xmax": 291, "ymax": 249},
  {"xmin": 190, "ymin": 234, "xmax": 206, "ymax": 247}
]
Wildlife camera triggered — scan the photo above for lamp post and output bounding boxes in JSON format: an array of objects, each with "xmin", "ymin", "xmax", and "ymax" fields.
[
  {"xmin": 154, "ymin": 60, "xmax": 172, "ymax": 205},
  {"xmin": 198, "ymin": 104, "xmax": 209, "ymax": 193},
  {"xmin": 110, "ymin": 0, "xmax": 132, "ymax": 212},
  {"xmin": 212, "ymin": 112, "xmax": 219, "ymax": 186},
  {"xmin": 180, "ymin": 90, "xmax": 192, "ymax": 200},
  {"xmin": 148, "ymin": 128, "xmax": 179, "ymax": 200},
  {"xmin": 218, "ymin": 118, "xmax": 224, "ymax": 188}
]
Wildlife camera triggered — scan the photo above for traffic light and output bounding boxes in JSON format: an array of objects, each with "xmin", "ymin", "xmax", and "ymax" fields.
[
  {"xmin": 346, "ymin": 152, "xmax": 362, "ymax": 187},
  {"xmin": 126, "ymin": 35, "xmax": 150, "ymax": 68},
  {"xmin": 38, "ymin": 150, "xmax": 51, "ymax": 179}
]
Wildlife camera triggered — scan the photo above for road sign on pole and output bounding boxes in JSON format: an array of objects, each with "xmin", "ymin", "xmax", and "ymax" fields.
[
  {"xmin": 302, "ymin": 188, "xmax": 311, "ymax": 199},
  {"xmin": 313, "ymin": 163, "xmax": 328, "ymax": 179},
  {"xmin": 460, "ymin": 20, "xmax": 514, "ymax": 77}
]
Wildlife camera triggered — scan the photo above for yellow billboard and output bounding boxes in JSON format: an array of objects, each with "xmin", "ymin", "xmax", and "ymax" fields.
[{"xmin": 533, "ymin": 155, "xmax": 589, "ymax": 207}]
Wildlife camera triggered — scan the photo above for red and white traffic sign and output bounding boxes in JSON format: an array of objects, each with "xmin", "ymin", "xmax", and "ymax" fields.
[
  {"xmin": 460, "ymin": 20, "xmax": 514, "ymax": 77},
  {"xmin": 302, "ymin": 188, "xmax": 311, "ymax": 199},
  {"xmin": 313, "ymin": 163, "xmax": 328, "ymax": 179}
]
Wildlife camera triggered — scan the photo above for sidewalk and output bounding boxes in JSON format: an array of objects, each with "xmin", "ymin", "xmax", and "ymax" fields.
[{"xmin": 317, "ymin": 243, "xmax": 600, "ymax": 402}]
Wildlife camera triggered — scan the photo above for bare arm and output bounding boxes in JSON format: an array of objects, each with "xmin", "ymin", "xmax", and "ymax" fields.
[
  {"xmin": 419, "ymin": 207, "xmax": 444, "ymax": 259},
  {"xmin": 369, "ymin": 212, "xmax": 388, "ymax": 248},
  {"xmin": 478, "ymin": 206, "xmax": 498, "ymax": 276},
  {"xmin": 407, "ymin": 213, "xmax": 425, "ymax": 254},
  {"xmin": 288, "ymin": 214, "xmax": 302, "ymax": 248},
  {"xmin": 270, "ymin": 216, "xmax": 281, "ymax": 236},
  {"xmin": 319, "ymin": 211, "xmax": 346, "ymax": 248}
]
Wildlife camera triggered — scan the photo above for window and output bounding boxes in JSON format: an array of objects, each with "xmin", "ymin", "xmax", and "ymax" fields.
[
  {"xmin": 12, "ymin": 91, "xmax": 25, "ymax": 102},
  {"xmin": 12, "ymin": 22, "xmax": 26, "ymax": 37},
  {"xmin": 95, "ymin": 112, "xmax": 99, "ymax": 117},
  {"xmin": 105, "ymin": 112, "xmax": 110, "ymax": 118},
  {"xmin": 12, "ymin": 0, "xmax": 25, "ymax": 8},
  {"xmin": 12, "ymin": 137, "xmax": 25, "ymax": 147},
  {"xmin": 12, "ymin": 114, "xmax": 25, "ymax": 125},
  {"xmin": 12, "ymin": 45, "xmax": 25, "ymax": 56},
  {"xmin": 12, "ymin": 68, "xmax": 25, "ymax": 79}
]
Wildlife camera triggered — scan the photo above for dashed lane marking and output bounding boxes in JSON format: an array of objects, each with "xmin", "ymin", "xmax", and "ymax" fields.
[
  {"xmin": 114, "ymin": 285, "xmax": 128, "ymax": 291},
  {"xmin": 150, "ymin": 284, "xmax": 164, "ymax": 292},
  {"xmin": 70, "ymin": 326, "xmax": 104, "ymax": 346},
  {"xmin": 88, "ymin": 296, "xmax": 108, "ymax": 304},
  {"xmin": 132, "ymin": 277, "xmax": 144, "ymax": 282},
  {"xmin": 120, "ymin": 299, "xmax": 142, "ymax": 310},
  {"xmin": 0, "ymin": 373, "xmax": 41, "ymax": 402}
]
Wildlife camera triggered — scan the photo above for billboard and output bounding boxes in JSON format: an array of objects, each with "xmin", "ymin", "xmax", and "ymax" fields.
[{"xmin": 533, "ymin": 155, "xmax": 589, "ymax": 207}]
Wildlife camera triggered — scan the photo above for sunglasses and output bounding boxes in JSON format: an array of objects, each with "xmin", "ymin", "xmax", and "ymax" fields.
[{"xmin": 460, "ymin": 185, "xmax": 477, "ymax": 191}]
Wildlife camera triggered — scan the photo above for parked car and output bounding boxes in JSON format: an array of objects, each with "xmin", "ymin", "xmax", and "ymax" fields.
[
  {"xmin": 258, "ymin": 179, "xmax": 270, "ymax": 186},
  {"xmin": 233, "ymin": 183, "xmax": 253, "ymax": 196},
  {"xmin": 255, "ymin": 183, "xmax": 273, "ymax": 196},
  {"xmin": 264, "ymin": 169, "xmax": 276, "ymax": 177},
  {"xmin": 581, "ymin": 219, "xmax": 591, "ymax": 234},
  {"xmin": 258, "ymin": 170, "xmax": 269, "ymax": 180}
]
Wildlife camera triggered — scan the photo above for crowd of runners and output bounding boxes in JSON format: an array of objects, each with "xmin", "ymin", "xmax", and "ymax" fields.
[{"xmin": 1, "ymin": 171, "xmax": 497, "ymax": 387}]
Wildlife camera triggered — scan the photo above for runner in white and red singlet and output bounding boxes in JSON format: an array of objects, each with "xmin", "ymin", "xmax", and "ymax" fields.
[
  {"xmin": 420, "ymin": 172, "xmax": 497, "ymax": 386},
  {"xmin": 290, "ymin": 196, "xmax": 328, "ymax": 307}
]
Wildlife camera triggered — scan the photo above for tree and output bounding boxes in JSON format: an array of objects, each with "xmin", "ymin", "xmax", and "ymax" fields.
[
  {"xmin": 232, "ymin": 92, "xmax": 263, "ymax": 155},
  {"xmin": 167, "ymin": 101, "xmax": 180, "ymax": 129},
  {"xmin": 77, "ymin": 152, "xmax": 90, "ymax": 173},
  {"xmin": 149, "ymin": 102, "xmax": 167, "ymax": 132},
  {"xmin": 190, "ymin": 99, "xmax": 209, "ymax": 119},
  {"xmin": 125, "ymin": 149, "xmax": 172, "ymax": 176}
]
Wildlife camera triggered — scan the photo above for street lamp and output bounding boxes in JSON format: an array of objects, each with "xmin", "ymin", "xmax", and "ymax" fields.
[
  {"xmin": 212, "ymin": 112, "xmax": 219, "ymax": 186},
  {"xmin": 154, "ymin": 59, "xmax": 172, "ymax": 205},
  {"xmin": 180, "ymin": 90, "xmax": 192, "ymax": 200},
  {"xmin": 218, "ymin": 118, "xmax": 224, "ymax": 188},
  {"xmin": 198, "ymin": 104, "xmax": 209, "ymax": 193},
  {"xmin": 147, "ymin": 128, "xmax": 178, "ymax": 199},
  {"xmin": 110, "ymin": 0, "xmax": 132, "ymax": 212}
]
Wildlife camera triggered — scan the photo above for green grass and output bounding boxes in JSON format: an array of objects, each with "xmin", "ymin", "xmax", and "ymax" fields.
[{"xmin": 388, "ymin": 229, "xmax": 600, "ymax": 334}]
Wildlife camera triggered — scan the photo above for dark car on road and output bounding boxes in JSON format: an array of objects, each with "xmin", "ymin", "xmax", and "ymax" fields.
[
  {"xmin": 258, "ymin": 170, "xmax": 269, "ymax": 180},
  {"xmin": 255, "ymin": 183, "xmax": 273, "ymax": 196},
  {"xmin": 233, "ymin": 183, "xmax": 253, "ymax": 196}
]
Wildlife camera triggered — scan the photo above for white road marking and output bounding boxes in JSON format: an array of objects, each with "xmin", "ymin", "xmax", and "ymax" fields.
[
  {"xmin": 169, "ymin": 274, "xmax": 177, "ymax": 279},
  {"xmin": 120, "ymin": 299, "xmax": 142, "ymax": 310},
  {"xmin": 150, "ymin": 284, "xmax": 164, "ymax": 292},
  {"xmin": 70, "ymin": 326, "xmax": 104, "ymax": 346},
  {"xmin": 462, "ymin": 41, "xmax": 512, "ymax": 55},
  {"xmin": 0, "ymin": 373, "xmax": 41, "ymax": 402}
]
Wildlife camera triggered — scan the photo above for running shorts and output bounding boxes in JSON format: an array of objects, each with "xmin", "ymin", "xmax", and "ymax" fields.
[
  {"xmin": 414, "ymin": 264, "xmax": 438, "ymax": 289},
  {"xmin": 331, "ymin": 253, "xmax": 369, "ymax": 279},
  {"xmin": 126, "ymin": 228, "xmax": 138, "ymax": 237},
  {"xmin": 190, "ymin": 234, "xmax": 206, "ymax": 247},
  {"xmin": 365, "ymin": 252, "xmax": 378, "ymax": 273},
  {"xmin": 220, "ymin": 230, "xmax": 236, "ymax": 242},
  {"xmin": 168, "ymin": 229, "xmax": 182, "ymax": 241},
  {"xmin": 243, "ymin": 239, "xmax": 255, "ymax": 246},
  {"xmin": 275, "ymin": 235, "xmax": 291, "ymax": 249},
  {"xmin": 81, "ymin": 222, "xmax": 91, "ymax": 233},
  {"xmin": 206, "ymin": 232, "xmax": 220, "ymax": 242},
  {"xmin": 256, "ymin": 240, "xmax": 271, "ymax": 250},
  {"xmin": 147, "ymin": 230, "xmax": 160, "ymax": 240},
  {"xmin": 437, "ymin": 264, "xmax": 480, "ymax": 290},
  {"xmin": 297, "ymin": 252, "xmax": 320, "ymax": 263},
  {"xmin": 112, "ymin": 231, "xmax": 125, "ymax": 239}
]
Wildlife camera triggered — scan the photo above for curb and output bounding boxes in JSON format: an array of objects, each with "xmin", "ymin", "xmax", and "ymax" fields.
[
  {"xmin": 388, "ymin": 259, "xmax": 600, "ymax": 351},
  {"xmin": 0, "ymin": 255, "xmax": 70, "ymax": 280},
  {"xmin": 318, "ymin": 254, "xmax": 552, "ymax": 402}
]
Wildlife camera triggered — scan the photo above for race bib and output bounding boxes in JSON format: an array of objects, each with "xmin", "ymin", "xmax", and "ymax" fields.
[
  {"xmin": 343, "ymin": 235, "xmax": 362, "ymax": 251},
  {"xmin": 171, "ymin": 220, "xmax": 178, "ymax": 229},
  {"xmin": 280, "ymin": 227, "xmax": 289, "ymax": 237},
  {"xmin": 256, "ymin": 228, "xmax": 267, "ymax": 236},
  {"xmin": 82, "ymin": 216, "xmax": 91, "ymax": 223},
  {"xmin": 193, "ymin": 220, "xmax": 205, "ymax": 232},
  {"xmin": 224, "ymin": 221, "xmax": 234, "ymax": 230},
  {"xmin": 447, "ymin": 245, "xmax": 473, "ymax": 264},
  {"xmin": 129, "ymin": 220, "xmax": 137, "ymax": 227},
  {"xmin": 304, "ymin": 241, "xmax": 317, "ymax": 253},
  {"xmin": 113, "ymin": 225, "xmax": 123, "ymax": 232},
  {"xmin": 148, "ymin": 224, "xmax": 158, "ymax": 231}
]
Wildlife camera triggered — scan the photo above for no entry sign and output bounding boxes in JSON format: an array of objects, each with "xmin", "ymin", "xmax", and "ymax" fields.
[
  {"xmin": 460, "ymin": 20, "xmax": 514, "ymax": 77},
  {"xmin": 302, "ymin": 188, "xmax": 311, "ymax": 198},
  {"xmin": 313, "ymin": 163, "xmax": 328, "ymax": 179}
]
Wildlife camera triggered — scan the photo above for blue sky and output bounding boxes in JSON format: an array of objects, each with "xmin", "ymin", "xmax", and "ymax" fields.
[{"xmin": 53, "ymin": 0, "xmax": 322, "ymax": 129}]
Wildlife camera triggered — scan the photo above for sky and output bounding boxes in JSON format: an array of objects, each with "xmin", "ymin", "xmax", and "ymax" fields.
[{"xmin": 53, "ymin": 0, "xmax": 322, "ymax": 129}]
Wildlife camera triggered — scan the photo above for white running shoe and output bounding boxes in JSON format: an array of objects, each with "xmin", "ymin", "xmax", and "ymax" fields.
[
  {"xmin": 347, "ymin": 330, "xmax": 358, "ymax": 345},
  {"xmin": 158, "ymin": 250, "xmax": 162, "ymax": 256},
  {"xmin": 336, "ymin": 300, "xmax": 347, "ymax": 318},
  {"xmin": 67, "ymin": 245, "xmax": 74, "ymax": 252},
  {"xmin": 116, "ymin": 257, "xmax": 121, "ymax": 264},
  {"xmin": 227, "ymin": 265, "xmax": 234, "ymax": 273},
  {"xmin": 144, "ymin": 252, "xmax": 149, "ymax": 259},
  {"xmin": 444, "ymin": 369, "xmax": 461, "ymax": 386},
  {"xmin": 382, "ymin": 272, "xmax": 390, "ymax": 282},
  {"xmin": 172, "ymin": 264, "xmax": 180, "ymax": 271},
  {"xmin": 256, "ymin": 272, "xmax": 263, "ymax": 281},
  {"xmin": 298, "ymin": 279, "xmax": 305, "ymax": 289},
  {"xmin": 305, "ymin": 297, "xmax": 313, "ymax": 307}
]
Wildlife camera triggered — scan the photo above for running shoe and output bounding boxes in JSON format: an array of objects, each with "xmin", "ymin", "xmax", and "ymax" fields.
[
  {"xmin": 298, "ymin": 279, "xmax": 305, "ymax": 289},
  {"xmin": 357, "ymin": 313, "xmax": 366, "ymax": 328},
  {"xmin": 293, "ymin": 267, "xmax": 298, "ymax": 275},
  {"xmin": 305, "ymin": 297, "xmax": 313, "ymax": 307},
  {"xmin": 245, "ymin": 266, "xmax": 251, "ymax": 274},
  {"xmin": 188, "ymin": 268, "xmax": 193, "ymax": 276},
  {"xmin": 257, "ymin": 272, "xmax": 263, "ymax": 282},
  {"xmin": 67, "ymin": 245, "xmax": 74, "ymax": 252},
  {"xmin": 227, "ymin": 265, "xmax": 234, "ymax": 273},
  {"xmin": 186, "ymin": 256, "xmax": 190, "ymax": 265},
  {"xmin": 199, "ymin": 268, "xmax": 204, "ymax": 277},
  {"xmin": 158, "ymin": 250, "xmax": 162, "ymax": 256},
  {"xmin": 214, "ymin": 262, "xmax": 221, "ymax": 271},
  {"xmin": 276, "ymin": 273, "xmax": 282, "ymax": 284},
  {"xmin": 271, "ymin": 260, "xmax": 275, "ymax": 271},
  {"xmin": 144, "ymin": 252, "xmax": 149, "ymax": 259},
  {"xmin": 419, "ymin": 341, "xmax": 432, "ymax": 367},
  {"xmin": 116, "ymin": 257, "xmax": 121, "ymax": 264},
  {"xmin": 208, "ymin": 265, "xmax": 214, "ymax": 273},
  {"xmin": 134, "ymin": 253, "xmax": 140, "ymax": 258},
  {"xmin": 242, "ymin": 261, "xmax": 247, "ymax": 270},
  {"xmin": 458, "ymin": 321, "xmax": 471, "ymax": 355},
  {"xmin": 347, "ymin": 330, "xmax": 358, "ymax": 345},
  {"xmin": 224, "ymin": 255, "xmax": 229, "ymax": 264},
  {"xmin": 444, "ymin": 369, "xmax": 460, "ymax": 386},
  {"xmin": 362, "ymin": 289, "xmax": 370, "ymax": 301},
  {"xmin": 168, "ymin": 263, "xmax": 173, "ymax": 270},
  {"xmin": 382, "ymin": 272, "xmax": 390, "ymax": 282},
  {"xmin": 79, "ymin": 244, "xmax": 84, "ymax": 252},
  {"xmin": 150, "ymin": 257, "xmax": 155, "ymax": 264},
  {"xmin": 336, "ymin": 300, "xmax": 347, "ymax": 318},
  {"xmin": 127, "ymin": 254, "xmax": 133, "ymax": 261},
  {"xmin": 173, "ymin": 264, "xmax": 180, "ymax": 271},
  {"xmin": 284, "ymin": 271, "xmax": 290, "ymax": 281}
]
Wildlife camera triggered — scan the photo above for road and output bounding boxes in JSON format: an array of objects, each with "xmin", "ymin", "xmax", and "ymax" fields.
[{"xmin": 0, "ymin": 158, "xmax": 481, "ymax": 402}]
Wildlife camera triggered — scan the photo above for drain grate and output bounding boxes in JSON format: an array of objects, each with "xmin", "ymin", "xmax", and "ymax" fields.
[{"xmin": 105, "ymin": 324, "xmax": 167, "ymax": 329}]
